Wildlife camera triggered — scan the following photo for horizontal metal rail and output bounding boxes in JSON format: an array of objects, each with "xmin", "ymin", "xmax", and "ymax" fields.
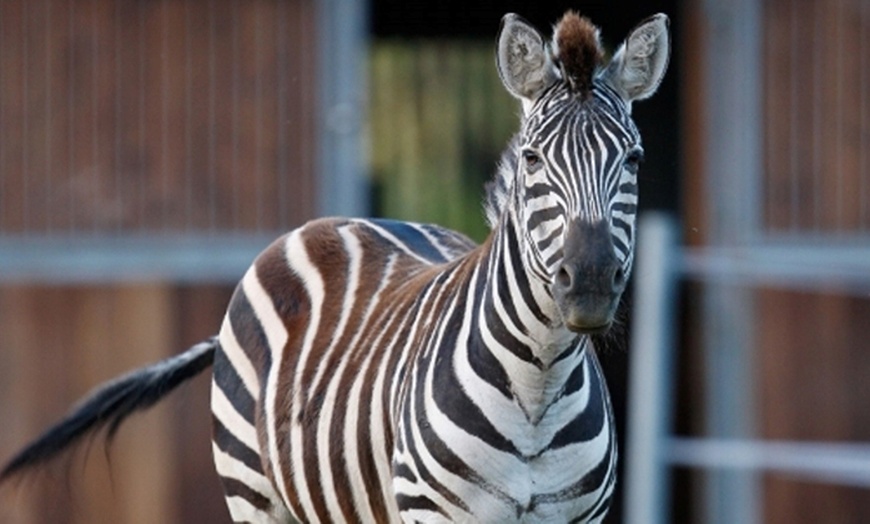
[
  {"xmin": 4, "ymin": 230, "xmax": 870, "ymax": 288},
  {"xmin": 666, "ymin": 437, "xmax": 870, "ymax": 489},
  {"xmin": 0, "ymin": 234, "xmax": 280, "ymax": 284},
  {"xmin": 678, "ymin": 245, "xmax": 870, "ymax": 295}
]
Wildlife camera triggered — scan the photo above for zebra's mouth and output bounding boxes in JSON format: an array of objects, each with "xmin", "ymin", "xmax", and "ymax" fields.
[
  {"xmin": 558, "ymin": 299, "xmax": 618, "ymax": 334},
  {"xmin": 565, "ymin": 320, "xmax": 612, "ymax": 335}
]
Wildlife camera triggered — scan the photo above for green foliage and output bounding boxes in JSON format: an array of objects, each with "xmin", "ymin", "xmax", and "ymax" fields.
[{"xmin": 368, "ymin": 40, "xmax": 518, "ymax": 243}]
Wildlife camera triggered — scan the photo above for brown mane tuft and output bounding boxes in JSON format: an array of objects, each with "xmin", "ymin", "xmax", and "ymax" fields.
[{"xmin": 554, "ymin": 11, "xmax": 603, "ymax": 98}]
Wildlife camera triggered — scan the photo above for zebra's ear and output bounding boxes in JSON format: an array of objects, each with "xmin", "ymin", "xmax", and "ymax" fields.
[
  {"xmin": 603, "ymin": 13, "xmax": 670, "ymax": 106},
  {"xmin": 496, "ymin": 14, "xmax": 558, "ymax": 108}
]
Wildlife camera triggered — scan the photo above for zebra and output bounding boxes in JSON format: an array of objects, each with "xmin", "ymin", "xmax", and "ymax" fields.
[{"xmin": 0, "ymin": 10, "xmax": 669, "ymax": 523}]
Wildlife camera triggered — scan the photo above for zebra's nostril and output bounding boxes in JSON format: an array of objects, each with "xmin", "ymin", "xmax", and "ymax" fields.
[
  {"xmin": 557, "ymin": 266, "xmax": 572, "ymax": 290},
  {"xmin": 613, "ymin": 267, "xmax": 625, "ymax": 288}
]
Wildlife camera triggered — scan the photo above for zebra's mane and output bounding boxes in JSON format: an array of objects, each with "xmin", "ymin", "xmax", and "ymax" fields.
[
  {"xmin": 553, "ymin": 11, "xmax": 603, "ymax": 99},
  {"xmin": 483, "ymin": 134, "xmax": 519, "ymax": 229}
]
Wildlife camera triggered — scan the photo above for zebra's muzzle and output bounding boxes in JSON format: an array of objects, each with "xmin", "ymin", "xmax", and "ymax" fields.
[{"xmin": 552, "ymin": 219, "xmax": 626, "ymax": 333}]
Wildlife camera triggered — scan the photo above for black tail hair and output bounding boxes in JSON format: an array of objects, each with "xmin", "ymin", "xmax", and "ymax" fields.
[{"xmin": 0, "ymin": 337, "xmax": 218, "ymax": 481}]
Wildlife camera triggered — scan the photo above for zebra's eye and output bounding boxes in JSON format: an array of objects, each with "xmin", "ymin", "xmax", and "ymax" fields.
[
  {"xmin": 522, "ymin": 150, "xmax": 543, "ymax": 172},
  {"xmin": 623, "ymin": 149, "xmax": 644, "ymax": 174}
]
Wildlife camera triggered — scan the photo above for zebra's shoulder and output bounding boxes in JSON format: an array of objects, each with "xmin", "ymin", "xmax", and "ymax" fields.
[{"xmin": 355, "ymin": 218, "xmax": 478, "ymax": 264}]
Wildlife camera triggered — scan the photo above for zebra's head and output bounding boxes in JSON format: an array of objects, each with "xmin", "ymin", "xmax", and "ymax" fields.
[{"xmin": 489, "ymin": 11, "xmax": 670, "ymax": 334}]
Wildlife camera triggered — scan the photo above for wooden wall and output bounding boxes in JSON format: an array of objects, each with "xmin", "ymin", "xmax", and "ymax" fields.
[
  {"xmin": 0, "ymin": 285, "xmax": 235, "ymax": 524},
  {"xmin": 760, "ymin": 1, "xmax": 870, "ymax": 522},
  {"xmin": 758, "ymin": 289, "xmax": 870, "ymax": 524},
  {"xmin": 0, "ymin": 0, "xmax": 318, "ymax": 522},
  {"xmin": 764, "ymin": 0, "xmax": 870, "ymax": 233},
  {"xmin": 0, "ymin": 0, "xmax": 317, "ymax": 235}
]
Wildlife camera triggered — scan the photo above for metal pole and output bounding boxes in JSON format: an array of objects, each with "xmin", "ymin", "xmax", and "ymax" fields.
[
  {"xmin": 316, "ymin": 0, "xmax": 370, "ymax": 218},
  {"xmin": 625, "ymin": 212, "xmax": 680, "ymax": 524},
  {"xmin": 700, "ymin": 0, "xmax": 763, "ymax": 520}
]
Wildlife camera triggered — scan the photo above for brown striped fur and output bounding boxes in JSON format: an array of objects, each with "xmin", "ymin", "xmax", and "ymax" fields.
[{"xmin": 243, "ymin": 218, "xmax": 478, "ymax": 521}]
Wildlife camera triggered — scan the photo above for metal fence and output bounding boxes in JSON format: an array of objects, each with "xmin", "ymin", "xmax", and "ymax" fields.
[
  {"xmin": 625, "ymin": 213, "xmax": 870, "ymax": 524},
  {"xmin": 625, "ymin": 1, "xmax": 870, "ymax": 522}
]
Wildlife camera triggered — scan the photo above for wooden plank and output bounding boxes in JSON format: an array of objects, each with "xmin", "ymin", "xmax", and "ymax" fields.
[
  {"xmin": 0, "ymin": 286, "xmax": 72, "ymax": 524},
  {"xmin": 759, "ymin": 289, "xmax": 870, "ymax": 524},
  {"xmin": 0, "ymin": 283, "xmax": 240, "ymax": 523},
  {"xmin": 758, "ymin": 0, "xmax": 870, "ymax": 521},
  {"xmin": 0, "ymin": 1, "xmax": 26, "ymax": 232},
  {"xmin": 0, "ymin": 0, "xmax": 318, "ymax": 236},
  {"xmin": 683, "ymin": 1, "xmax": 870, "ymax": 522},
  {"xmin": 681, "ymin": 0, "xmax": 708, "ymax": 247},
  {"xmin": 171, "ymin": 285, "xmax": 235, "ymax": 524},
  {"xmin": 764, "ymin": 0, "xmax": 869, "ymax": 232}
]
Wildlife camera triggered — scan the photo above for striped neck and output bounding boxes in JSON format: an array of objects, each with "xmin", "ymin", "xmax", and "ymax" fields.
[
  {"xmin": 469, "ymin": 213, "xmax": 592, "ymax": 423},
  {"xmin": 489, "ymin": 210, "xmax": 581, "ymax": 351}
]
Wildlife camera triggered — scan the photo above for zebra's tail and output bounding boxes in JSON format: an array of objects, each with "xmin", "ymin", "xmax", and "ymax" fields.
[{"xmin": 0, "ymin": 336, "xmax": 218, "ymax": 481}]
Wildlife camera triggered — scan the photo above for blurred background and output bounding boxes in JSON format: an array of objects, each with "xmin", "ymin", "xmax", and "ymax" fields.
[{"xmin": 0, "ymin": 0, "xmax": 868, "ymax": 523}]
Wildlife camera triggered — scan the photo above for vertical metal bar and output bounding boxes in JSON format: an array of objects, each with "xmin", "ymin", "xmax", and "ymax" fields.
[
  {"xmin": 316, "ymin": 0, "xmax": 370, "ymax": 218},
  {"xmin": 701, "ymin": 0, "xmax": 763, "ymax": 522},
  {"xmin": 701, "ymin": 284, "xmax": 759, "ymax": 524},
  {"xmin": 625, "ymin": 213, "xmax": 680, "ymax": 524},
  {"xmin": 703, "ymin": 0, "xmax": 762, "ymax": 243}
]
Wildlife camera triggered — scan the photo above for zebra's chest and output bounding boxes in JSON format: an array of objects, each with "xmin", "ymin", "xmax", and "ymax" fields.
[{"xmin": 390, "ymin": 351, "xmax": 615, "ymax": 523}]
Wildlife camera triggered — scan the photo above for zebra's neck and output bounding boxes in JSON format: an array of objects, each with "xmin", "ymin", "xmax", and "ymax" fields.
[{"xmin": 468, "ymin": 214, "xmax": 592, "ymax": 425}]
